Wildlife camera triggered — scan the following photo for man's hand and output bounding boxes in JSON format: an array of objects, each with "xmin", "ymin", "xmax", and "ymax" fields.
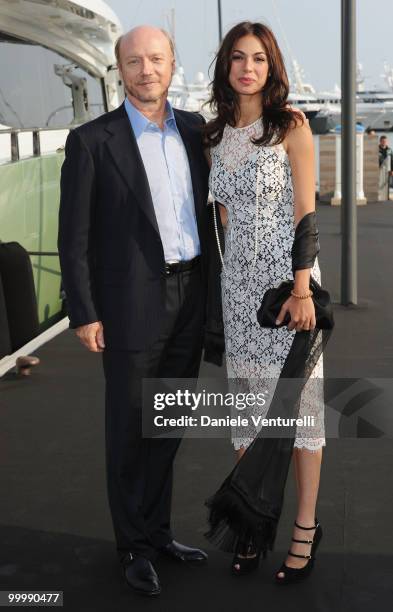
[{"xmin": 76, "ymin": 321, "xmax": 105, "ymax": 352}]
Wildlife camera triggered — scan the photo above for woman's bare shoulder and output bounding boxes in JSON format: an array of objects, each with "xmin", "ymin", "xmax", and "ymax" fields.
[{"xmin": 283, "ymin": 110, "xmax": 313, "ymax": 154}]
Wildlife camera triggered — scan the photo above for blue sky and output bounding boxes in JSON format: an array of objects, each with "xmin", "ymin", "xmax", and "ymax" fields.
[{"xmin": 106, "ymin": 0, "xmax": 393, "ymax": 92}]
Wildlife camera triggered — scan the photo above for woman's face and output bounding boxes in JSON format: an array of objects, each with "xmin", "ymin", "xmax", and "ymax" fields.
[{"xmin": 228, "ymin": 34, "xmax": 270, "ymax": 96}]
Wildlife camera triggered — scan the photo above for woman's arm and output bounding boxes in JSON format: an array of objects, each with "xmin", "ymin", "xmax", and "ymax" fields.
[
  {"xmin": 217, "ymin": 203, "xmax": 228, "ymax": 228},
  {"xmin": 285, "ymin": 119, "xmax": 316, "ymax": 294},
  {"xmin": 276, "ymin": 120, "xmax": 316, "ymax": 331},
  {"xmin": 285, "ymin": 119, "xmax": 315, "ymax": 225}
]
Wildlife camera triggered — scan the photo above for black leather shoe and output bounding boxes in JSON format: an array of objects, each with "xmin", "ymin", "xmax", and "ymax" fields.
[
  {"xmin": 160, "ymin": 540, "xmax": 208, "ymax": 564},
  {"xmin": 122, "ymin": 553, "xmax": 161, "ymax": 596}
]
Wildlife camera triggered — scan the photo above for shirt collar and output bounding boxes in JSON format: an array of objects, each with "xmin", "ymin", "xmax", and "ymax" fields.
[{"xmin": 124, "ymin": 97, "xmax": 177, "ymax": 138}]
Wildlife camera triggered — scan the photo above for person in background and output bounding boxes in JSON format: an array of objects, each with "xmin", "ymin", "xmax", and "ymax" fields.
[
  {"xmin": 378, "ymin": 135, "xmax": 393, "ymax": 171},
  {"xmin": 378, "ymin": 135, "xmax": 393, "ymax": 197}
]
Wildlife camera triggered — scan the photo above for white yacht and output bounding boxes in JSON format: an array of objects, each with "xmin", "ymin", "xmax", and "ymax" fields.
[
  {"xmin": 0, "ymin": 0, "xmax": 123, "ymax": 133},
  {"xmin": 353, "ymin": 62, "xmax": 393, "ymax": 131},
  {"xmin": 0, "ymin": 0, "xmax": 123, "ymax": 349},
  {"xmin": 287, "ymin": 58, "xmax": 323, "ymax": 120},
  {"xmin": 169, "ymin": 67, "xmax": 213, "ymax": 118},
  {"xmin": 312, "ymin": 63, "xmax": 393, "ymax": 132}
]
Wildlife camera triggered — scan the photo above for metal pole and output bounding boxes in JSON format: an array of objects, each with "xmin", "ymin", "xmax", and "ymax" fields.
[
  {"xmin": 100, "ymin": 78, "xmax": 109, "ymax": 113},
  {"xmin": 170, "ymin": 7, "xmax": 175, "ymax": 42},
  {"xmin": 32, "ymin": 130, "xmax": 41, "ymax": 157},
  {"xmin": 218, "ymin": 0, "xmax": 223, "ymax": 43},
  {"xmin": 341, "ymin": 0, "xmax": 357, "ymax": 305},
  {"xmin": 10, "ymin": 131, "xmax": 19, "ymax": 162}
]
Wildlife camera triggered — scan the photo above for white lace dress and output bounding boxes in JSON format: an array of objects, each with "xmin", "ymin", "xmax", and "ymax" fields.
[{"xmin": 209, "ymin": 119, "xmax": 325, "ymax": 452}]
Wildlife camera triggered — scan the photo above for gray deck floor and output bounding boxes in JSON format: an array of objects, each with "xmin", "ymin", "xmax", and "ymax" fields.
[{"xmin": 1, "ymin": 200, "xmax": 392, "ymax": 611}]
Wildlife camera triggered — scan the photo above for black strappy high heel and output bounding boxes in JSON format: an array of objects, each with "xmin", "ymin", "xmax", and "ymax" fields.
[
  {"xmin": 231, "ymin": 540, "xmax": 267, "ymax": 576},
  {"xmin": 275, "ymin": 517, "xmax": 322, "ymax": 584}
]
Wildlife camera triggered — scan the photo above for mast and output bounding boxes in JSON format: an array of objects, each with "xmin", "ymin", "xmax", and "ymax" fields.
[{"xmin": 217, "ymin": 0, "xmax": 223, "ymax": 43}]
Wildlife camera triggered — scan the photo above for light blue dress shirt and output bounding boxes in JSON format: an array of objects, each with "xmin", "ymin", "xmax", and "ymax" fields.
[{"xmin": 124, "ymin": 97, "xmax": 200, "ymax": 262}]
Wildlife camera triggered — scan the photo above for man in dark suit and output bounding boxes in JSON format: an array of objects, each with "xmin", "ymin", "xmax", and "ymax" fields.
[{"xmin": 58, "ymin": 25, "xmax": 213, "ymax": 597}]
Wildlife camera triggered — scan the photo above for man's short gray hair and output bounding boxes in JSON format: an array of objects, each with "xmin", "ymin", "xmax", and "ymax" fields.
[{"xmin": 114, "ymin": 29, "xmax": 175, "ymax": 64}]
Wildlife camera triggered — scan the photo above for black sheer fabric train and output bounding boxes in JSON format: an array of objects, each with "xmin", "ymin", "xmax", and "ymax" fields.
[{"xmin": 205, "ymin": 212, "xmax": 334, "ymax": 555}]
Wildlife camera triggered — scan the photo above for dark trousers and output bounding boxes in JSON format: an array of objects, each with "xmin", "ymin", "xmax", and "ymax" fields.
[{"xmin": 102, "ymin": 263, "xmax": 204, "ymax": 562}]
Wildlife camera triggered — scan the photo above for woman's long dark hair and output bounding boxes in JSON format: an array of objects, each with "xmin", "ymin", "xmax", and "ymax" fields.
[{"xmin": 203, "ymin": 21, "xmax": 304, "ymax": 148}]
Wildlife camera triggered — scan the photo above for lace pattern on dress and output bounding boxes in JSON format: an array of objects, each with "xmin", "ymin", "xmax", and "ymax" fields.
[{"xmin": 209, "ymin": 120, "xmax": 325, "ymax": 452}]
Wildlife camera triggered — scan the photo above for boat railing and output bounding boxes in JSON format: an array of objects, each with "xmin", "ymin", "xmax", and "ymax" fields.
[{"xmin": 0, "ymin": 125, "xmax": 79, "ymax": 163}]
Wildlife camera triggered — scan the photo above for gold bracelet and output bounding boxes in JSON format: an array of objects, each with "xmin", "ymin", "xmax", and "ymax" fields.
[{"xmin": 290, "ymin": 289, "xmax": 313, "ymax": 300}]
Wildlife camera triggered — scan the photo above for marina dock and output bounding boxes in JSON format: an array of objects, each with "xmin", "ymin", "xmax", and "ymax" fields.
[{"xmin": 1, "ymin": 199, "xmax": 392, "ymax": 611}]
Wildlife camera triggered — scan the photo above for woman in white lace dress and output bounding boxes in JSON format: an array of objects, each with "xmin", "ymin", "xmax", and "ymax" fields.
[{"xmin": 205, "ymin": 22, "xmax": 325, "ymax": 583}]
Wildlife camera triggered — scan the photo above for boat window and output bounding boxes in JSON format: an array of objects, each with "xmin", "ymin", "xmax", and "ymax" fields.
[{"xmin": 0, "ymin": 39, "xmax": 104, "ymax": 128}]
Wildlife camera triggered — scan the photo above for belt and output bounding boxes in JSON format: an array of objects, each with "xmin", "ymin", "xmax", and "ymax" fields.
[{"xmin": 164, "ymin": 256, "xmax": 200, "ymax": 276}]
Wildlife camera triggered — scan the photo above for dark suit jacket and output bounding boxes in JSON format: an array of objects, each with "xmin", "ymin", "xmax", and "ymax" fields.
[{"xmin": 58, "ymin": 102, "xmax": 212, "ymax": 351}]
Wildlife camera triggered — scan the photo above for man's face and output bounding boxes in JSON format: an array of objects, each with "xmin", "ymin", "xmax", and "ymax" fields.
[
  {"xmin": 118, "ymin": 30, "xmax": 174, "ymax": 104},
  {"xmin": 380, "ymin": 137, "xmax": 388, "ymax": 148}
]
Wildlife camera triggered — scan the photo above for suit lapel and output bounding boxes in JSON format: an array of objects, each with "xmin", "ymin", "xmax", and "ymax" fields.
[
  {"xmin": 104, "ymin": 104, "xmax": 160, "ymax": 236},
  {"xmin": 104, "ymin": 105, "xmax": 205, "ymax": 242}
]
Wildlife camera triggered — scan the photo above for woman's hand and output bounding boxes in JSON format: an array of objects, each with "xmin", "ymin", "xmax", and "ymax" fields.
[{"xmin": 276, "ymin": 295, "xmax": 316, "ymax": 332}]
